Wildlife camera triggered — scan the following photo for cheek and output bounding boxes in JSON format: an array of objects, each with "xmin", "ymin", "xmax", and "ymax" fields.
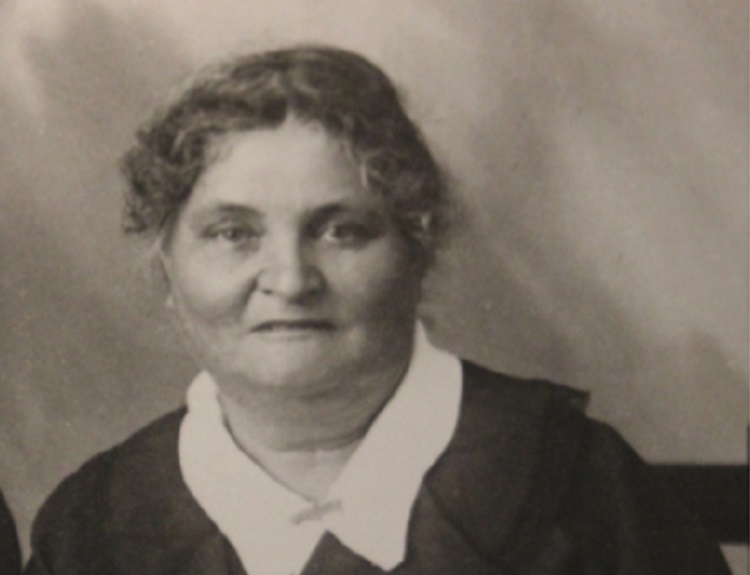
[
  {"xmin": 332, "ymin": 245, "xmax": 420, "ymax": 320},
  {"xmin": 166, "ymin": 270, "xmax": 248, "ymax": 368},
  {"xmin": 167, "ymin": 257, "xmax": 248, "ymax": 324}
]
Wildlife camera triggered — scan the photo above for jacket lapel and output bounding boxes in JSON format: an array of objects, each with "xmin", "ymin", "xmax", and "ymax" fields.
[
  {"xmin": 298, "ymin": 492, "xmax": 503, "ymax": 575},
  {"xmin": 301, "ymin": 533, "xmax": 386, "ymax": 575},
  {"xmin": 396, "ymin": 486, "xmax": 505, "ymax": 575},
  {"xmin": 107, "ymin": 530, "xmax": 244, "ymax": 575},
  {"xmin": 301, "ymin": 490, "xmax": 503, "ymax": 575},
  {"xmin": 102, "ymin": 410, "xmax": 247, "ymax": 575},
  {"xmin": 393, "ymin": 361, "xmax": 587, "ymax": 573},
  {"xmin": 296, "ymin": 360, "xmax": 541, "ymax": 575}
]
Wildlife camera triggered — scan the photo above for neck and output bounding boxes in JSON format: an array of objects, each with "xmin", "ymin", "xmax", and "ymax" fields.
[
  {"xmin": 214, "ymin": 357, "xmax": 409, "ymax": 500},
  {"xmin": 215, "ymin": 350, "xmax": 411, "ymax": 453}
]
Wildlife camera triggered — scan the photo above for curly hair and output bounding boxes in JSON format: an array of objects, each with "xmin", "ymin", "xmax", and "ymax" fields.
[{"xmin": 120, "ymin": 45, "xmax": 451, "ymax": 270}]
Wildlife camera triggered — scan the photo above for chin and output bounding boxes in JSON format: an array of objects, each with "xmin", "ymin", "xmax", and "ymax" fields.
[
  {"xmin": 233, "ymin": 351, "xmax": 348, "ymax": 395},
  {"xmin": 245, "ymin": 369, "xmax": 349, "ymax": 399}
]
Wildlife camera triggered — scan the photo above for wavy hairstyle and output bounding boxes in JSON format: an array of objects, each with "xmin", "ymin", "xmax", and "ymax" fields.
[{"xmin": 120, "ymin": 45, "xmax": 451, "ymax": 271}]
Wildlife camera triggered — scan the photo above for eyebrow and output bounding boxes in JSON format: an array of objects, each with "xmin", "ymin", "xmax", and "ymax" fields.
[
  {"xmin": 310, "ymin": 202, "xmax": 379, "ymax": 218},
  {"xmin": 187, "ymin": 204, "xmax": 262, "ymax": 229},
  {"xmin": 187, "ymin": 200, "xmax": 385, "ymax": 229},
  {"xmin": 305, "ymin": 202, "xmax": 387, "ymax": 227}
]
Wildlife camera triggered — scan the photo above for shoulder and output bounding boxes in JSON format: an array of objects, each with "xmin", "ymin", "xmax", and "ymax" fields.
[
  {"xmin": 34, "ymin": 408, "xmax": 186, "ymax": 526},
  {"xmin": 433, "ymin": 361, "xmax": 729, "ymax": 573},
  {"xmin": 425, "ymin": 361, "xmax": 594, "ymax": 556},
  {"xmin": 28, "ymin": 409, "xmax": 209, "ymax": 571},
  {"xmin": 459, "ymin": 359, "xmax": 590, "ymax": 408},
  {"xmin": 560, "ymin": 421, "xmax": 731, "ymax": 573},
  {"xmin": 455, "ymin": 359, "xmax": 591, "ymax": 451}
]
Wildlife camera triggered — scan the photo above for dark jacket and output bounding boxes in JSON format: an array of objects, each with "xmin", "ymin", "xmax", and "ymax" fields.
[
  {"xmin": 25, "ymin": 362, "xmax": 730, "ymax": 574},
  {"xmin": 0, "ymin": 489, "xmax": 21, "ymax": 575}
]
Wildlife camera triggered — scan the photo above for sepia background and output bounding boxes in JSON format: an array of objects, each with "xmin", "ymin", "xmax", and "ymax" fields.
[{"xmin": 0, "ymin": 0, "xmax": 747, "ymax": 569}]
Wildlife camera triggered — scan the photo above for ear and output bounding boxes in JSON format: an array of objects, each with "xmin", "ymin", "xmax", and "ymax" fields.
[{"xmin": 154, "ymin": 239, "xmax": 175, "ymax": 310}]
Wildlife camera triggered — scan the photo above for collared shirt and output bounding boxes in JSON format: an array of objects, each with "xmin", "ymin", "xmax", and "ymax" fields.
[{"xmin": 179, "ymin": 324, "xmax": 462, "ymax": 575}]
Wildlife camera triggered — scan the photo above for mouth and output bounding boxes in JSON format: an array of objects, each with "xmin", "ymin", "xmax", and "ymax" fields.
[{"xmin": 250, "ymin": 320, "xmax": 335, "ymax": 334}]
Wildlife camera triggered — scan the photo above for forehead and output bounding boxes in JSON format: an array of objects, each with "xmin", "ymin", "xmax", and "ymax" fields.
[{"xmin": 185, "ymin": 119, "xmax": 375, "ymax": 215}]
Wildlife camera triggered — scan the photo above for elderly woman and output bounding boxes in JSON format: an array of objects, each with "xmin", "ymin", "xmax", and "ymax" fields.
[{"xmin": 25, "ymin": 46, "xmax": 729, "ymax": 575}]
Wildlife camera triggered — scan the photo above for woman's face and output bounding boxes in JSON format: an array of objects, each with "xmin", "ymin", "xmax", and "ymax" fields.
[{"xmin": 160, "ymin": 118, "xmax": 421, "ymax": 395}]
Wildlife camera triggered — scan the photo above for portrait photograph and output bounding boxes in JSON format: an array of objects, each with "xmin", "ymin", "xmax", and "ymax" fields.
[{"xmin": 0, "ymin": 1, "xmax": 747, "ymax": 573}]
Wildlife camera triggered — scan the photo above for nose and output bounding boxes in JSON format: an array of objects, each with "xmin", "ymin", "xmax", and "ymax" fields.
[{"xmin": 256, "ymin": 238, "xmax": 324, "ymax": 301}]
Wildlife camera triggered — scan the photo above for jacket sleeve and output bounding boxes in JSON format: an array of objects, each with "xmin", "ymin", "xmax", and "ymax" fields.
[{"xmin": 559, "ymin": 422, "xmax": 732, "ymax": 575}]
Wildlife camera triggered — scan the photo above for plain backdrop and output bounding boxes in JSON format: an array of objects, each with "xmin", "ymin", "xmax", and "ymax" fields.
[{"xmin": 0, "ymin": 0, "xmax": 747, "ymax": 567}]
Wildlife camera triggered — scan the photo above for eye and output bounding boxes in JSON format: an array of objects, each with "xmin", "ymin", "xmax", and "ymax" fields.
[
  {"xmin": 319, "ymin": 221, "xmax": 373, "ymax": 246},
  {"xmin": 204, "ymin": 224, "xmax": 261, "ymax": 249}
]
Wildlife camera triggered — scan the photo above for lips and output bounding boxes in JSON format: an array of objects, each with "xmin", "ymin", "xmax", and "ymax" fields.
[{"xmin": 250, "ymin": 319, "xmax": 335, "ymax": 333}]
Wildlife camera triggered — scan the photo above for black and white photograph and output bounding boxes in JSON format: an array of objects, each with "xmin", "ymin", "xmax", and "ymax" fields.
[{"xmin": 0, "ymin": 1, "xmax": 747, "ymax": 573}]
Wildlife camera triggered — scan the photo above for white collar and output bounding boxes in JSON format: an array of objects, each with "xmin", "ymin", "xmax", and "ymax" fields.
[{"xmin": 179, "ymin": 324, "xmax": 462, "ymax": 575}]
